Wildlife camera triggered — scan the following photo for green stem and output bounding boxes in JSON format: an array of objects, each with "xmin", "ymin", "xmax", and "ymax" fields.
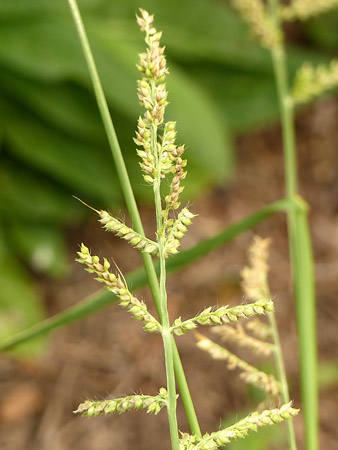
[
  {"xmin": 152, "ymin": 106, "xmax": 179, "ymax": 447},
  {"xmin": 268, "ymin": 312, "xmax": 297, "ymax": 449},
  {"xmin": 159, "ymin": 236, "xmax": 180, "ymax": 450},
  {"xmin": 154, "ymin": 174, "xmax": 179, "ymax": 448},
  {"xmin": 67, "ymin": 0, "xmax": 201, "ymax": 439},
  {"xmin": 268, "ymin": 2, "xmax": 318, "ymax": 449}
]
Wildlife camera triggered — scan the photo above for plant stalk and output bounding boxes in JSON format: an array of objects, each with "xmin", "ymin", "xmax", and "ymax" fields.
[
  {"xmin": 154, "ymin": 176, "xmax": 180, "ymax": 449},
  {"xmin": 152, "ymin": 114, "xmax": 179, "ymax": 448},
  {"xmin": 67, "ymin": 0, "xmax": 201, "ymax": 438},
  {"xmin": 268, "ymin": 312, "xmax": 297, "ymax": 450},
  {"xmin": 268, "ymin": 2, "xmax": 318, "ymax": 449}
]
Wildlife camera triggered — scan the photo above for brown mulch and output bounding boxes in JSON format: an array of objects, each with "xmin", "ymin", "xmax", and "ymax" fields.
[{"xmin": 1, "ymin": 99, "xmax": 338, "ymax": 449}]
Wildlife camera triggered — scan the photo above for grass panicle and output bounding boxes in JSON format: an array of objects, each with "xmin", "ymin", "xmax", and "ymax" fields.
[
  {"xmin": 71, "ymin": 6, "xmax": 300, "ymax": 449},
  {"xmin": 0, "ymin": 1, "xmax": 323, "ymax": 448}
]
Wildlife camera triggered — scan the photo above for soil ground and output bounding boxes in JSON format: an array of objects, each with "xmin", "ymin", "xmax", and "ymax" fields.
[{"xmin": 0, "ymin": 99, "xmax": 338, "ymax": 449}]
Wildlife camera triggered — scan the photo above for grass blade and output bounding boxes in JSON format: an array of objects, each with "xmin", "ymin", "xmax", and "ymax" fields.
[
  {"xmin": 288, "ymin": 202, "xmax": 318, "ymax": 449},
  {"xmin": 0, "ymin": 198, "xmax": 290, "ymax": 352}
]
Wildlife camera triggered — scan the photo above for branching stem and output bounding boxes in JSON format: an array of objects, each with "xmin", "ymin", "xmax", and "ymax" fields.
[
  {"xmin": 153, "ymin": 126, "xmax": 180, "ymax": 448},
  {"xmin": 268, "ymin": 1, "xmax": 318, "ymax": 449},
  {"xmin": 67, "ymin": 0, "xmax": 201, "ymax": 440},
  {"xmin": 267, "ymin": 311, "xmax": 297, "ymax": 449}
]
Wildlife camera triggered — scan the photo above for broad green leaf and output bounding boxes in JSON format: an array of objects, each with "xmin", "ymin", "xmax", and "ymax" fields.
[
  {"xmin": 99, "ymin": 0, "xmax": 272, "ymax": 71},
  {"xmin": 7, "ymin": 222, "xmax": 69, "ymax": 279},
  {"xmin": 166, "ymin": 68, "xmax": 234, "ymax": 180},
  {"xmin": 0, "ymin": 20, "xmax": 86, "ymax": 81},
  {"xmin": 0, "ymin": 69, "xmax": 104, "ymax": 142},
  {"xmin": 0, "ymin": 16, "xmax": 234, "ymax": 186},
  {"xmin": 302, "ymin": 9, "xmax": 338, "ymax": 50},
  {"xmin": 0, "ymin": 0, "xmax": 104, "ymax": 19},
  {"xmin": 190, "ymin": 67, "xmax": 279, "ymax": 133},
  {"xmin": 5, "ymin": 114, "xmax": 121, "ymax": 205},
  {"xmin": 0, "ymin": 161, "xmax": 84, "ymax": 224}
]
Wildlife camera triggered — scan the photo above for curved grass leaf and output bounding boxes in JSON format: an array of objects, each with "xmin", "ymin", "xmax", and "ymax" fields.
[
  {"xmin": 0, "ymin": 198, "xmax": 291, "ymax": 351},
  {"xmin": 5, "ymin": 114, "xmax": 121, "ymax": 205},
  {"xmin": 0, "ymin": 161, "xmax": 84, "ymax": 224},
  {"xmin": 0, "ymin": 229, "xmax": 46, "ymax": 356},
  {"xmin": 0, "ymin": 69, "xmax": 104, "ymax": 142},
  {"xmin": 8, "ymin": 222, "xmax": 69, "ymax": 279}
]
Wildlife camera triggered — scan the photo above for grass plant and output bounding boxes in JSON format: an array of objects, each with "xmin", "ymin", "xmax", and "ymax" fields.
[
  {"xmin": 68, "ymin": 4, "xmax": 297, "ymax": 449},
  {"xmin": 3, "ymin": 0, "xmax": 338, "ymax": 448}
]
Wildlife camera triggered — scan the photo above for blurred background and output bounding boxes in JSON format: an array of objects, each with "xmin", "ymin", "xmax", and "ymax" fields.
[{"xmin": 1, "ymin": 0, "xmax": 338, "ymax": 448}]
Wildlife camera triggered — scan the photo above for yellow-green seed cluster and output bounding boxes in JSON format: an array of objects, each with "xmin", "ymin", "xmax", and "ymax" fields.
[
  {"xmin": 282, "ymin": 0, "xmax": 338, "ymax": 21},
  {"xmin": 135, "ymin": 8, "xmax": 193, "ymax": 245},
  {"xmin": 164, "ymin": 208, "xmax": 196, "ymax": 257},
  {"xmin": 196, "ymin": 333, "xmax": 280, "ymax": 396},
  {"xmin": 179, "ymin": 402, "xmax": 299, "ymax": 449},
  {"xmin": 292, "ymin": 60, "xmax": 338, "ymax": 104},
  {"xmin": 165, "ymin": 145, "xmax": 187, "ymax": 210},
  {"xmin": 98, "ymin": 209, "xmax": 158, "ymax": 255},
  {"xmin": 134, "ymin": 9, "xmax": 171, "ymax": 183},
  {"xmin": 241, "ymin": 236, "xmax": 271, "ymax": 300},
  {"xmin": 244, "ymin": 317, "xmax": 272, "ymax": 340},
  {"xmin": 77, "ymin": 244, "xmax": 161, "ymax": 333},
  {"xmin": 74, "ymin": 388, "xmax": 169, "ymax": 417},
  {"xmin": 231, "ymin": 0, "xmax": 282, "ymax": 48},
  {"xmin": 212, "ymin": 324, "xmax": 274, "ymax": 356},
  {"xmin": 172, "ymin": 298, "xmax": 274, "ymax": 336}
]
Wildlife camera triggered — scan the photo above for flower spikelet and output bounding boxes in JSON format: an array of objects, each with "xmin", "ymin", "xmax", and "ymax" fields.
[
  {"xmin": 244, "ymin": 318, "xmax": 273, "ymax": 340},
  {"xmin": 179, "ymin": 402, "xmax": 299, "ymax": 449},
  {"xmin": 98, "ymin": 210, "xmax": 158, "ymax": 255},
  {"xmin": 165, "ymin": 145, "xmax": 187, "ymax": 211},
  {"xmin": 195, "ymin": 333, "xmax": 280, "ymax": 396},
  {"xmin": 76, "ymin": 244, "xmax": 161, "ymax": 333},
  {"xmin": 292, "ymin": 60, "xmax": 338, "ymax": 104},
  {"xmin": 211, "ymin": 324, "xmax": 274, "ymax": 356},
  {"xmin": 164, "ymin": 208, "xmax": 196, "ymax": 257},
  {"xmin": 74, "ymin": 388, "xmax": 169, "ymax": 417},
  {"xmin": 135, "ymin": 9, "xmax": 174, "ymax": 184},
  {"xmin": 241, "ymin": 235, "xmax": 271, "ymax": 300},
  {"xmin": 172, "ymin": 299, "xmax": 274, "ymax": 335},
  {"xmin": 231, "ymin": 0, "xmax": 282, "ymax": 48},
  {"xmin": 179, "ymin": 433, "xmax": 199, "ymax": 449},
  {"xmin": 282, "ymin": 0, "xmax": 338, "ymax": 21},
  {"xmin": 134, "ymin": 115, "xmax": 154, "ymax": 180}
]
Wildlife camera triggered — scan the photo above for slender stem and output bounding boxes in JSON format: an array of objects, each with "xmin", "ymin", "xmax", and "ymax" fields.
[
  {"xmin": 268, "ymin": 312, "xmax": 297, "ymax": 450},
  {"xmin": 158, "ymin": 231, "xmax": 180, "ymax": 450},
  {"xmin": 152, "ymin": 105, "xmax": 179, "ymax": 448},
  {"xmin": 67, "ymin": 0, "xmax": 201, "ymax": 438},
  {"xmin": 268, "ymin": 2, "xmax": 318, "ymax": 449}
]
